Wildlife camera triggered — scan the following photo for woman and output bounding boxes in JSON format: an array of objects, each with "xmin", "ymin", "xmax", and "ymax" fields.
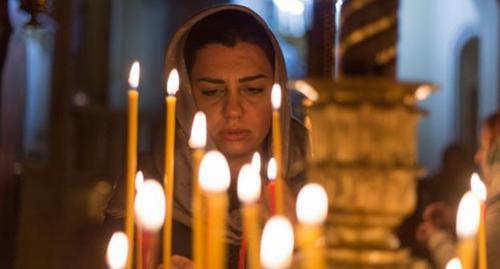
[
  {"xmin": 416, "ymin": 111, "xmax": 500, "ymax": 269},
  {"xmin": 106, "ymin": 5, "xmax": 308, "ymax": 269}
]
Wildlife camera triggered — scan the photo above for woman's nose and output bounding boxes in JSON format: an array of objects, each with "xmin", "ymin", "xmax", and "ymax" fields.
[{"xmin": 223, "ymin": 90, "xmax": 243, "ymax": 119}]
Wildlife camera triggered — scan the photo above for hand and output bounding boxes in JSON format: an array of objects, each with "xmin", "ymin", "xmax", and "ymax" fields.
[
  {"xmin": 157, "ymin": 255, "xmax": 194, "ymax": 269},
  {"xmin": 415, "ymin": 221, "xmax": 439, "ymax": 243},
  {"xmin": 422, "ymin": 202, "xmax": 454, "ymax": 228}
]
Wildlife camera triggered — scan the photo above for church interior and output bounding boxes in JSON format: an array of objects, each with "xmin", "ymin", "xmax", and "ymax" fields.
[{"xmin": 0, "ymin": 0, "xmax": 499, "ymax": 268}]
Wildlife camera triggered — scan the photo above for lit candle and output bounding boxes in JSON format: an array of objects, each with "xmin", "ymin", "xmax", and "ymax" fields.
[
  {"xmin": 237, "ymin": 164, "xmax": 262, "ymax": 269},
  {"xmin": 199, "ymin": 151, "xmax": 231, "ymax": 269},
  {"xmin": 445, "ymin": 257, "xmax": 462, "ymax": 269},
  {"xmin": 125, "ymin": 61, "xmax": 140, "ymax": 269},
  {"xmin": 251, "ymin": 152, "xmax": 261, "ymax": 174},
  {"xmin": 267, "ymin": 158, "xmax": 277, "ymax": 214},
  {"xmin": 107, "ymin": 231, "xmax": 129, "ymax": 269},
  {"xmin": 470, "ymin": 173, "xmax": 487, "ymax": 269},
  {"xmin": 271, "ymin": 84, "xmax": 284, "ymax": 215},
  {"xmin": 456, "ymin": 191, "xmax": 481, "ymax": 269},
  {"xmin": 296, "ymin": 183, "xmax": 328, "ymax": 269},
  {"xmin": 260, "ymin": 216, "xmax": 294, "ymax": 269},
  {"xmin": 135, "ymin": 180, "xmax": 166, "ymax": 269},
  {"xmin": 135, "ymin": 171, "xmax": 144, "ymax": 269},
  {"xmin": 189, "ymin": 111, "xmax": 207, "ymax": 269},
  {"xmin": 163, "ymin": 68, "xmax": 179, "ymax": 269}
]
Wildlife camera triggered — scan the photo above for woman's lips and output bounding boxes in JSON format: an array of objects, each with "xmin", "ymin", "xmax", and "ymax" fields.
[{"xmin": 220, "ymin": 129, "xmax": 251, "ymax": 141}]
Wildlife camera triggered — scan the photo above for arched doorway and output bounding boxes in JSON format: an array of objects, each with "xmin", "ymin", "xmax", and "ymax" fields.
[{"xmin": 457, "ymin": 36, "xmax": 479, "ymax": 157}]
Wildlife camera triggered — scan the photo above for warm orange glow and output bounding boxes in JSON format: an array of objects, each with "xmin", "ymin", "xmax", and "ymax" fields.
[
  {"xmin": 237, "ymin": 163, "xmax": 262, "ymax": 204},
  {"xmin": 166, "ymin": 69, "xmax": 180, "ymax": 95},
  {"xmin": 296, "ymin": 183, "xmax": 328, "ymax": 225},
  {"xmin": 134, "ymin": 180, "xmax": 166, "ymax": 231},
  {"xmin": 106, "ymin": 231, "xmax": 129, "ymax": 269},
  {"xmin": 415, "ymin": 84, "xmax": 432, "ymax": 101},
  {"xmin": 260, "ymin": 216, "xmax": 294, "ymax": 268},
  {"xmin": 135, "ymin": 171, "xmax": 144, "ymax": 192},
  {"xmin": 199, "ymin": 150, "xmax": 231, "ymax": 192},
  {"xmin": 128, "ymin": 61, "xmax": 140, "ymax": 89},
  {"xmin": 267, "ymin": 158, "xmax": 277, "ymax": 181},
  {"xmin": 470, "ymin": 173, "xmax": 487, "ymax": 201},
  {"xmin": 189, "ymin": 111, "xmax": 207, "ymax": 149},
  {"xmin": 271, "ymin": 83, "xmax": 282, "ymax": 110},
  {"xmin": 456, "ymin": 191, "xmax": 481, "ymax": 239}
]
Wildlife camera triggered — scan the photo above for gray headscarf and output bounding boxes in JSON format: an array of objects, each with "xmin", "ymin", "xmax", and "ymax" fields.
[{"xmin": 161, "ymin": 4, "xmax": 308, "ymax": 244}]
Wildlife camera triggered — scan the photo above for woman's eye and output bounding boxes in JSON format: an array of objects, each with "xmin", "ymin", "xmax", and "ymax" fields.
[
  {"xmin": 201, "ymin": 88, "xmax": 224, "ymax": 97},
  {"xmin": 243, "ymin": 87, "xmax": 264, "ymax": 94}
]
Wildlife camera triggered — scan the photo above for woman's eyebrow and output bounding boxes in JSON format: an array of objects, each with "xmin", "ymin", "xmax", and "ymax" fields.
[
  {"xmin": 239, "ymin": 74, "xmax": 268, "ymax": 82},
  {"xmin": 197, "ymin": 77, "xmax": 225, "ymax": 84}
]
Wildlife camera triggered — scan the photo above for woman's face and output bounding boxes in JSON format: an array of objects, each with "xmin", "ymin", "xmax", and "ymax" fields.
[{"xmin": 190, "ymin": 42, "xmax": 273, "ymax": 161}]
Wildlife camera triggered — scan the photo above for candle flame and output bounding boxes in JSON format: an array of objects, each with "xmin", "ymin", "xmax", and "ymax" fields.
[
  {"xmin": 260, "ymin": 216, "xmax": 294, "ymax": 269},
  {"xmin": 237, "ymin": 163, "xmax": 262, "ymax": 204},
  {"xmin": 271, "ymin": 83, "xmax": 282, "ymax": 110},
  {"xmin": 135, "ymin": 170, "xmax": 144, "ymax": 192},
  {"xmin": 251, "ymin": 152, "xmax": 261, "ymax": 174},
  {"xmin": 199, "ymin": 150, "xmax": 231, "ymax": 192},
  {"xmin": 134, "ymin": 179, "xmax": 166, "ymax": 231},
  {"xmin": 189, "ymin": 111, "xmax": 207, "ymax": 149},
  {"xmin": 128, "ymin": 61, "xmax": 140, "ymax": 89},
  {"xmin": 296, "ymin": 183, "xmax": 328, "ymax": 225},
  {"xmin": 106, "ymin": 231, "xmax": 129, "ymax": 269},
  {"xmin": 445, "ymin": 257, "xmax": 462, "ymax": 269},
  {"xmin": 470, "ymin": 172, "xmax": 487, "ymax": 201},
  {"xmin": 267, "ymin": 158, "xmax": 277, "ymax": 181},
  {"xmin": 456, "ymin": 191, "xmax": 481, "ymax": 239},
  {"xmin": 166, "ymin": 69, "xmax": 180, "ymax": 96}
]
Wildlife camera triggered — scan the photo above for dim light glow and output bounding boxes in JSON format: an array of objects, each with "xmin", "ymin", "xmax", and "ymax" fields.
[
  {"xmin": 267, "ymin": 158, "xmax": 277, "ymax": 181},
  {"xmin": 189, "ymin": 111, "xmax": 207, "ymax": 149},
  {"xmin": 260, "ymin": 216, "xmax": 294, "ymax": 269},
  {"xmin": 237, "ymin": 163, "xmax": 262, "ymax": 204},
  {"xmin": 134, "ymin": 179, "xmax": 166, "ymax": 231},
  {"xmin": 106, "ymin": 231, "xmax": 129, "ymax": 269},
  {"xmin": 296, "ymin": 183, "xmax": 328, "ymax": 225},
  {"xmin": 415, "ymin": 84, "xmax": 432, "ymax": 101},
  {"xmin": 199, "ymin": 150, "xmax": 231, "ymax": 192},
  {"xmin": 271, "ymin": 84, "xmax": 282, "ymax": 110},
  {"xmin": 135, "ymin": 171, "xmax": 144, "ymax": 192},
  {"xmin": 470, "ymin": 173, "xmax": 487, "ymax": 201},
  {"xmin": 128, "ymin": 61, "xmax": 140, "ymax": 89},
  {"xmin": 273, "ymin": 0, "xmax": 305, "ymax": 15},
  {"xmin": 166, "ymin": 69, "xmax": 180, "ymax": 96},
  {"xmin": 290, "ymin": 80, "xmax": 319, "ymax": 102},
  {"xmin": 251, "ymin": 152, "xmax": 261, "ymax": 174},
  {"xmin": 456, "ymin": 191, "xmax": 481, "ymax": 239},
  {"xmin": 445, "ymin": 257, "xmax": 462, "ymax": 269}
]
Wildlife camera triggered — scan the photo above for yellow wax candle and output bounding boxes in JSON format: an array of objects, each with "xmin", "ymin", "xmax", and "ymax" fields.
[
  {"xmin": 163, "ymin": 69, "xmax": 179, "ymax": 269},
  {"xmin": 126, "ymin": 61, "xmax": 140, "ymax": 269},
  {"xmin": 271, "ymin": 84, "xmax": 284, "ymax": 215},
  {"xmin": 456, "ymin": 191, "xmax": 481, "ymax": 269},
  {"xmin": 237, "ymin": 164, "xmax": 262, "ymax": 269},
  {"xmin": 189, "ymin": 111, "xmax": 207, "ymax": 269},
  {"xmin": 471, "ymin": 173, "xmax": 488, "ymax": 269},
  {"xmin": 107, "ymin": 231, "xmax": 129, "ymax": 269},
  {"xmin": 296, "ymin": 183, "xmax": 328, "ymax": 269},
  {"xmin": 199, "ymin": 151, "xmax": 231, "ymax": 269},
  {"xmin": 260, "ymin": 216, "xmax": 294, "ymax": 269}
]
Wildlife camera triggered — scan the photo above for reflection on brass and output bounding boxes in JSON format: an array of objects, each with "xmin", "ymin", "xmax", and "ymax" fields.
[
  {"xmin": 376, "ymin": 46, "xmax": 397, "ymax": 65},
  {"xmin": 337, "ymin": 14, "xmax": 397, "ymax": 56},
  {"xmin": 340, "ymin": 0, "xmax": 377, "ymax": 24},
  {"xmin": 305, "ymin": 77, "xmax": 434, "ymax": 269}
]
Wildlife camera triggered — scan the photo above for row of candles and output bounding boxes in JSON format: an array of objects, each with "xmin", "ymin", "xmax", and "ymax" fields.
[
  {"xmin": 106, "ymin": 61, "xmax": 491, "ymax": 269},
  {"xmin": 105, "ymin": 61, "xmax": 328, "ymax": 269},
  {"xmin": 446, "ymin": 172, "xmax": 488, "ymax": 269}
]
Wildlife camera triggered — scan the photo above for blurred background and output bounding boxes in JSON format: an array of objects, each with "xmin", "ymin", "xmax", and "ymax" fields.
[{"xmin": 0, "ymin": 0, "xmax": 498, "ymax": 268}]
